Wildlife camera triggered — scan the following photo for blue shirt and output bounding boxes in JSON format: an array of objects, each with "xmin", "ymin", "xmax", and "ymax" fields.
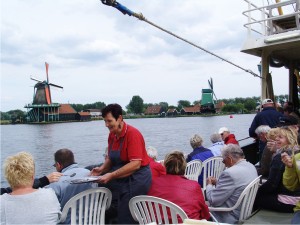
[
  {"xmin": 187, "ymin": 146, "xmax": 214, "ymax": 186},
  {"xmin": 208, "ymin": 141, "xmax": 224, "ymax": 156}
]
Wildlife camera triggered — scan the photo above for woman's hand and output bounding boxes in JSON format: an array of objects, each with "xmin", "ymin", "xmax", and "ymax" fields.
[{"xmin": 281, "ymin": 152, "xmax": 293, "ymax": 168}]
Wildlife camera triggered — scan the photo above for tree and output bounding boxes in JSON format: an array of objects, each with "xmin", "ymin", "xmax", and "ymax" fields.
[
  {"xmin": 159, "ymin": 102, "xmax": 169, "ymax": 113},
  {"xmin": 244, "ymin": 98, "xmax": 257, "ymax": 111},
  {"xmin": 127, "ymin": 95, "xmax": 144, "ymax": 114},
  {"xmin": 177, "ymin": 100, "xmax": 191, "ymax": 109}
]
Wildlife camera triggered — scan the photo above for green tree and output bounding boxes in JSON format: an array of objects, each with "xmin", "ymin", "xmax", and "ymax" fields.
[
  {"xmin": 0, "ymin": 112, "xmax": 10, "ymax": 120},
  {"xmin": 178, "ymin": 100, "xmax": 191, "ymax": 109},
  {"xmin": 127, "ymin": 95, "xmax": 144, "ymax": 114},
  {"xmin": 159, "ymin": 102, "xmax": 169, "ymax": 113},
  {"xmin": 244, "ymin": 98, "xmax": 257, "ymax": 111}
]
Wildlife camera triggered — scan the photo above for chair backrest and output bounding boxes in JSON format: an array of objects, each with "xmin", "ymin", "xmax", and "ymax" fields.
[
  {"xmin": 184, "ymin": 159, "xmax": 202, "ymax": 181},
  {"xmin": 129, "ymin": 195, "xmax": 188, "ymax": 225},
  {"xmin": 208, "ymin": 176, "xmax": 261, "ymax": 223},
  {"xmin": 202, "ymin": 157, "xmax": 225, "ymax": 191},
  {"xmin": 238, "ymin": 175, "xmax": 261, "ymax": 222},
  {"xmin": 59, "ymin": 187, "xmax": 112, "ymax": 225}
]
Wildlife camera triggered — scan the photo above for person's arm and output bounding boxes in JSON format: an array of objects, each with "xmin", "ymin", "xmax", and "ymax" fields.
[
  {"xmin": 206, "ymin": 171, "xmax": 235, "ymax": 207},
  {"xmin": 33, "ymin": 172, "xmax": 63, "ymax": 188},
  {"xmin": 282, "ymin": 153, "xmax": 300, "ymax": 191},
  {"xmin": 249, "ymin": 116, "xmax": 258, "ymax": 138},
  {"xmin": 98, "ymin": 160, "xmax": 141, "ymax": 184},
  {"xmin": 90, "ymin": 157, "xmax": 112, "ymax": 176}
]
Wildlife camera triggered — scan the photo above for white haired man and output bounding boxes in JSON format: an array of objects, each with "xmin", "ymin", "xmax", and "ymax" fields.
[{"xmin": 206, "ymin": 144, "xmax": 258, "ymax": 224}]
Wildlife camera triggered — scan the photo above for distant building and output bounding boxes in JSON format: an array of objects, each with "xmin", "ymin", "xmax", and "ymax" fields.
[
  {"xmin": 58, "ymin": 104, "xmax": 77, "ymax": 121},
  {"xmin": 180, "ymin": 105, "xmax": 200, "ymax": 115},
  {"xmin": 144, "ymin": 106, "xmax": 164, "ymax": 116},
  {"xmin": 166, "ymin": 108, "xmax": 179, "ymax": 117},
  {"xmin": 84, "ymin": 109, "xmax": 102, "ymax": 119},
  {"xmin": 215, "ymin": 101, "xmax": 226, "ymax": 113},
  {"xmin": 76, "ymin": 111, "xmax": 91, "ymax": 121}
]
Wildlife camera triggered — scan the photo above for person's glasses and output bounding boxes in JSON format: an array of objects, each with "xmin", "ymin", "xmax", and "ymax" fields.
[
  {"xmin": 53, "ymin": 162, "xmax": 57, "ymax": 167},
  {"xmin": 220, "ymin": 133, "xmax": 224, "ymax": 136}
]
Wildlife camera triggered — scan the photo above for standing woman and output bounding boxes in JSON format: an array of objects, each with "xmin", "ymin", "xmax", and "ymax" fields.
[{"xmin": 91, "ymin": 104, "xmax": 152, "ymax": 224}]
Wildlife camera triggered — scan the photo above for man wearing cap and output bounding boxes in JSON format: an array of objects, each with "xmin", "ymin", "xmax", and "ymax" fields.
[
  {"xmin": 219, "ymin": 127, "xmax": 239, "ymax": 145},
  {"xmin": 249, "ymin": 98, "xmax": 282, "ymax": 163}
]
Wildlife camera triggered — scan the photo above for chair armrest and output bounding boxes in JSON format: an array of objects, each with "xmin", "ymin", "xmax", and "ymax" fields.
[{"xmin": 208, "ymin": 206, "xmax": 235, "ymax": 212}]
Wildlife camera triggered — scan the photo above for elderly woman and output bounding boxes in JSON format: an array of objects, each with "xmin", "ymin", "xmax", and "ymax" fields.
[
  {"xmin": 186, "ymin": 134, "xmax": 214, "ymax": 186},
  {"xmin": 147, "ymin": 146, "xmax": 166, "ymax": 179},
  {"xmin": 0, "ymin": 152, "xmax": 61, "ymax": 224},
  {"xmin": 148, "ymin": 151, "xmax": 210, "ymax": 221}
]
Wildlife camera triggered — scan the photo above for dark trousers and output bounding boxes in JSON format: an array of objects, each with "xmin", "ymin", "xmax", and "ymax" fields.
[{"xmin": 254, "ymin": 193, "xmax": 295, "ymax": 213}]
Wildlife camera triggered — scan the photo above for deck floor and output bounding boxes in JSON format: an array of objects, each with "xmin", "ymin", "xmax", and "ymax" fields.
[{"xmin": 244, "ymin": 209, "xmax": 293, "ymax": 224}]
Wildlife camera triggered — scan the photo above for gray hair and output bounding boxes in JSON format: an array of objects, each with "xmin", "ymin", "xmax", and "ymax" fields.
[
  {"xmin": 221, "ymin": 144, "xmax": 244, "ymax": 160},
  {"xmin": 190, "ymin": 134, "xmax": 203, "ymax": 149},
  {"xmin": 255, "ymin": 125, "xmax": 271, "ymax": 136},
  {"xmin": 210, "ymin": 133, "xmax": 222, "ymax": 143},
  {"xmin": 147, "ymin": 146, "xmax": 158, "ymax": 160}
]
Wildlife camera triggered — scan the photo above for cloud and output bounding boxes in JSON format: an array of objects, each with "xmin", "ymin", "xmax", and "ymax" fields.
[{"xmin": 1, "ymin": 0, "xmax": 289, "ymax": 112}]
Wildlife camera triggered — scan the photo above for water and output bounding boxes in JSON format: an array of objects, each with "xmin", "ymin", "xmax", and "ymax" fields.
[{"xmin": 0, "ymin": 114, "xmax": 255, "ymax": 187}]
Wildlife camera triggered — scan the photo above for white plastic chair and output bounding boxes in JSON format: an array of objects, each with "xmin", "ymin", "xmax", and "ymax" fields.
[
  {"xmin": 184, "ymin": 159, "xmax": 202, "ymax": 181},
  {"xmin": 129, "ymin": 195, "xmax": 188, "ymax": 225},
  {"xmin": 208, "ymin": 176, "xmax": 261, "ymax": 224},
  {"xmin": 202, "ymin": 156, "xmax": 225, "ymax": 192},
  {"xmin": 59, "ymin": 187, "xmax": 112, "ymax": 225}
]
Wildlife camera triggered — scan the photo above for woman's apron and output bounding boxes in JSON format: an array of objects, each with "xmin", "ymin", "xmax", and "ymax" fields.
[{"xmin": 109, "ymin": 137, "xmax": 152, "ymax": 224}]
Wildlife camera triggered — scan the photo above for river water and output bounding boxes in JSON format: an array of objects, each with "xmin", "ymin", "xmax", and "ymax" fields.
[{"xmin": 0, "ymin": 114, "xmax": 255, "ymax": 187}]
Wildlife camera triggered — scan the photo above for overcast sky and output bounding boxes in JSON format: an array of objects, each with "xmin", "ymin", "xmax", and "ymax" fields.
[{"xmin": 1, "ymin": 0, "xmax": 290, "ymax": 112}]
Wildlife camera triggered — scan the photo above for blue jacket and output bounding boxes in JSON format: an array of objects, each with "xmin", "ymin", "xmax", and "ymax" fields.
[
  {"xmin": 47, "ymin": 164, "xmax": 97, "ymax": 224},
  {"xmin": 187, "ymin": 146, "xmax": 214, "ymax": 186},
  {"xmin": 249, "ymin": 107, "xmax": 282, "ymax": 137}
]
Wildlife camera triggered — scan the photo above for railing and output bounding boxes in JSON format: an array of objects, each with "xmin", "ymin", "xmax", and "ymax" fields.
[{"xmin": 242, "ymin": 0, "xmax": 300, "ymax": 38}]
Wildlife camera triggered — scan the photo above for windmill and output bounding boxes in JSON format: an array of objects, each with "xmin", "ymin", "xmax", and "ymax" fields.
[
  {"xmin": 200, "ymin": 77, "xmax": 217, "ymax": 113},
  {"xmin": 30, "ymin": 62, "xmax": 63, "ymax": 105}
]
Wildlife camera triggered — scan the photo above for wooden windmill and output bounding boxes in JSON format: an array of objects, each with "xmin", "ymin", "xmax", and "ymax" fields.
[{"xmin": 30, "ymin": 62, "xmax": 63, "ymax": 105}]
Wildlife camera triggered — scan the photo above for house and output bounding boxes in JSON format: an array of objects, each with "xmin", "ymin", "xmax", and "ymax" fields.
[
  {"xmin": 144, "ymin": 106, "xmax": 164, "ymax": 116},
  {"xmin": 84, "ymin": 109, "xmax": 102, "ymax": 119},
  {"xmin": 215, "ymin": 101, "xmax": 226, "ymax": 113},
  {"xmin": 166, "ymin": 108, "xmax": 178, "ymax": 117},
  {"xmin": 180, "ymin": 105, "xmax": 200, "ymax": 115},
  {"xmin": 58, "ymin": 104, "xmax": 77, "ymax": 121},
  {"xmin": 76, "ymin": 112, "xmax": 91, "ymax": 121}
]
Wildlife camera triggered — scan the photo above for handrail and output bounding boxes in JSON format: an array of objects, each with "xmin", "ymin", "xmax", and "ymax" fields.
[{"xmin": 242, "ymin": 0, "xmax": 299, "ymax": 37}]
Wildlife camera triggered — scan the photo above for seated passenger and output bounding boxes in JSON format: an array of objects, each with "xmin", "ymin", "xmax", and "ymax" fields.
[
  {"xmin": 0, "ymin": 152, "xmax": 61, "ymax": 224},
  {"xmin": 218, "ymin": 127, "xmax": 239, "ymax": 145},
  {"xmin": 282, "ymin": 151, "xmax": 300, "ymax": 224},
  {"xmin": 254, "ymin": 125, "xmax": 272, "ymax": 177},
  {"xmin": 254, "ymin": 126, "xmax": 300, "ymax": 213},
  {"xmin": 186, "ymin": 134, "xmax": 214, "ymax": 186},
  {"xmin": 147, "ymin": 146, "xmax": 166, "ymax": 179},
  {"xmin": 148, "ymin": 150, "xmax": 210, "ymax": 221},
  {"xmin": 206, "ymin": 144, "xmax": 258, "ymax": 224},
  {"xmin": 208, "ymin": 133, "xmax": 224, "ymax": 156},
  {"xmin": 47, "ymin": 148, "xmax": 97, "ymax": 224}
]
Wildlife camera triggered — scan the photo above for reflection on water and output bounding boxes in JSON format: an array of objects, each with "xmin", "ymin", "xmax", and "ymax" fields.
[{"xmin": 1, "ymin": 114, "xmax": 255, "ymax": 187}]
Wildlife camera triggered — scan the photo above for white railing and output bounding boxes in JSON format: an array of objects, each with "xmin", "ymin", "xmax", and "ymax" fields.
[{"xmin": 242, "ymin": 0, "xmax": 300, "ymax": 38}]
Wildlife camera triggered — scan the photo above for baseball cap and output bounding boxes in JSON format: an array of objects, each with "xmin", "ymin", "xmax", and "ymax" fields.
[
  {"xmin": 262, "ymin": 99, "xmax": 273, "ymax": 105},
  {"xmin": 219, "ymin": 127, "xmax": 229, "ymax": 134},
  {"xmin": 277, "ymin": 116, "xmax": 298, "ymax": 127}
]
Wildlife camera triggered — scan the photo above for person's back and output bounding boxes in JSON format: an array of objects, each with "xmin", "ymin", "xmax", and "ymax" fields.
[
  {"xmin": 148, "ymin": 151, "xmax": 210, "ymax": 221},
  {"xmin": 47, "ymin": 149, "xmax": 96, "ymax": 224},
  {"xmin": 48, "ymin": 164, "xmax": 96, "ymax": 224},
  {"xmin": 148, "ymin": 174, "xmax": 209, "ymax": 220},
  {"xmin": 208, "ymin": 133, "xmax": 224, "ymax": 156},
  {"xmin": 1, "ymin": 188, "xmax": 60, "ymax": 225},
  {"xmin": 147, "ymin": 146, "xmax": 166, "ymax": 179}
]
